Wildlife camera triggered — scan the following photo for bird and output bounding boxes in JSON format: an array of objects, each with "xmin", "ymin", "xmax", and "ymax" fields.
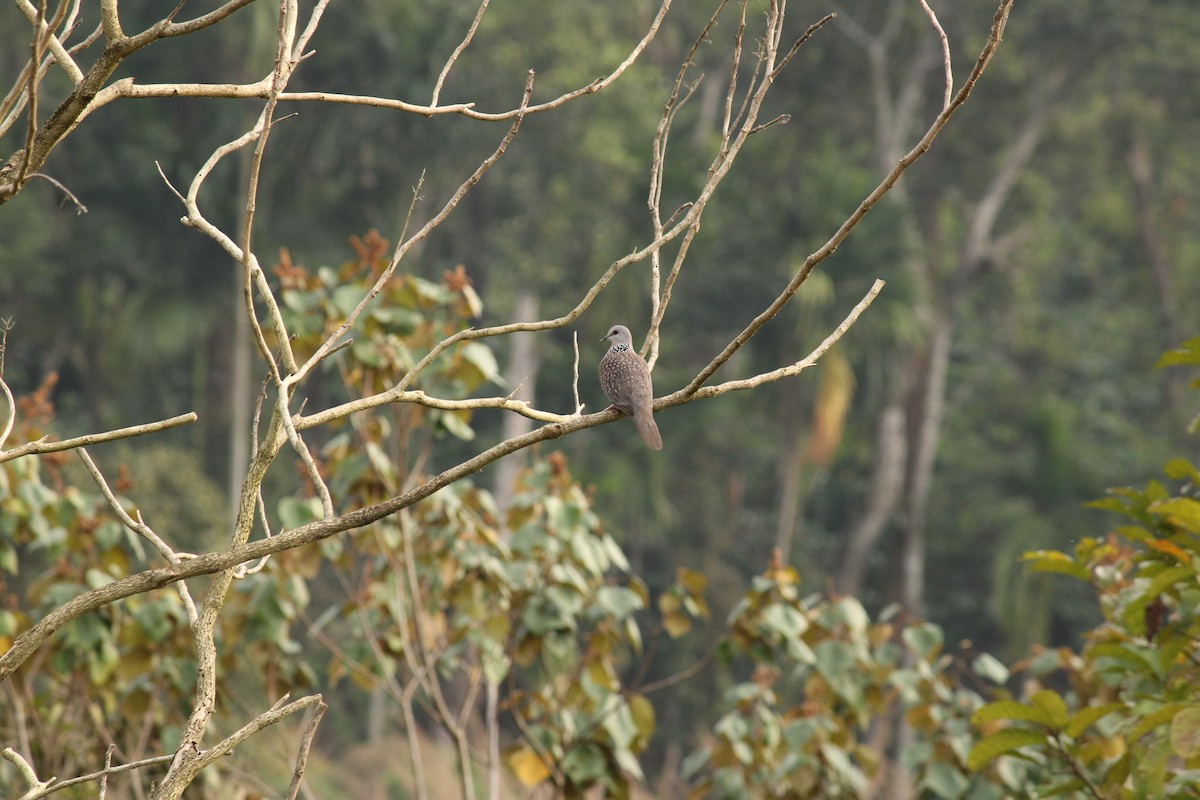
[{"xmin": 599, "ymin": 324, "xmax": 662, "ymax": 451}]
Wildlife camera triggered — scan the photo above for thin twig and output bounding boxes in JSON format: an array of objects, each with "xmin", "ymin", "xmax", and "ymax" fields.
[
  {"xmin": 646, "ymin": 0, "xmax": 716, "ymax": 361},
  {"xmin": 79, "ymin": 0, "xmax": 673, "ymax": 127},
  {"xmin": 2, "ymin": 747, "xmax": 53, "ymax": 796},
  {"xmin": 0, "ymin": 412, "xmax": 198, "ymax": 464},
  {"xmin": 0, "ymin": 2, "xmax": 1016, "ymax": 706},
  {"xmin": 0, "ymin": 379, "xmax": 14, "ymax": 453},
  {"xmin": 77, "ymin": 448, "xmax": 198, "ymax": 623},
  {"xmin": 97, "ymin": 745, "xmax": 115, "ymax": 800},
  {"xmin": 431, "ymin": 0, "xmax": 490, "ymax": 106},
  {"xmin": 3, "ymin": 748, "xmax": 178, "ymax": 800},
  {"xmin": 918, "ymin": 0, "xmax": 953, "ymax": 111},
  {"xmin": 401, "ymin": 519, "xmax": 477, "ymax": 800},
  {"xmin": 284, "ymin": 700, "xmax": 326, "ymax": 800},
  {"xmin": 22, "ymin": 173, "xmax": 87, "ymax": 212},
  {"xmin": 571, "ymin": 330, "xmax": 582, "ymax": 415},
  {"xmin": 680, "ymin": 1, "xmax": 1014, "ymax": 397},
  {"xmin": 681, "ymin": 280, "xmax": 884, "ymax": 397},
  {"xmin": 308, "ymin": 71, "xmax": 535, "ymax": 391},
  {"xmin": 16, "ymin": 0, "xmax": 48, "ymax": 191}
]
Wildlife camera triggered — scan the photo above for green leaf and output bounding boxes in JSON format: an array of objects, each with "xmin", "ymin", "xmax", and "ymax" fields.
[
  {"xmin": 331, "ymin": 284, "xmax": 366, "ymax": 317},
  {"xmin": 1034, "ymin": 778, "xmax": 1085, "ymax": 798},
  {"xmin": 1147, "ymin": 497, "xmax": 1200, "ymax": 533},
  {"xmin": 680, "ymin": 747, "xmax": 710, "ymax": 780},
  {"xmin": 563, "ymin": 743, "xmax": 608, "ymax": 785},
  {"xmin": 1030, "ymin": 690, "xmax": 1069, "ymax": 729},
  {"xmin": 833, "ymin": 597, "xmax": 869, "ymax": 633},
  {"xmin": 1155, "ymin": 337, "xmax": 1200, "ymax": 367},
  {"xmin": 594, "ymin": 585, "xmax": 643, "ymax": 621},
  {"xmin": 1163, "ymin": 459, "xmax": 1200, "ymax": 483},
  {"xmin": 1127, "ymin": 702, "xmax": 1194, "ymax": 742},
  {"xmin": 1137, "ymin": 732, "xmax": 1174, "ymax": 798},
  {"xmin": 351, "ymin": 339, "xmax": 383, "ymax": 367},
  {"xmin": 629, "ymin": 694, "xmax": 655, "ymax": 749},
  {"xmin": 508, "ymin": 747, "xmax": 552, "ymax": 787},
  {"xmin": 85, "ymin": 568, "xmax": 117, "ymax": 589},
  {"xmin": 972, "ymin": 701, "xmax": 1051, "ymax": 727},
  {"xmin": 1142, "ymin": 564, "xmax": 1194, "ymax": 601},
  {"xmin": 819, "ymin": 742, "xmax": 868, "ymax": 794},
  {"xmin": 813, "ymin": 640, "xmax": 855, "ymax": 682},
  {"xmin": 902, "ymin": 622, "xmax": 944, "ymax": 660},
  {"xmin": 966, "ymin": 728, "xmax": 1049, "ymax": 771},
  {"xmin": 88, "ymin": 637, "xmax": 119, "ymax": 684},
  {"xmin": 1169, "ymin": 706, "xmax": 1200, "ymax": 758},
  {"xmin": 971, "ymin": 652, "xmax": 1010, "ymax": 684},
  {"xmin": 459, "ymin": 342, "xmax": 502, "ymax": 387},
  {"xmin": 134, "ymin": 603, "xmax": 174, "ymax": 643},
  {"xmin": 1065, "ymin": 703, "xmax": 1125, "ymax": 739},
  {"xmin": 760, "ymin": 602, "xmax": 808, "ymax": 639},
  {"xmin": 1020, "ymin": 550, "xmax": 1090, "ymax": 581},
  {"xmin": 437, "ymin": 410, "xmax": 476, "ymax": 441},
  {"xmin": 278, "ymin": 496, "xmax": 324, "ymax": 529},
  {"xmin": 923, "ymin": 761, "xmax": 969, "ymax": 800}
]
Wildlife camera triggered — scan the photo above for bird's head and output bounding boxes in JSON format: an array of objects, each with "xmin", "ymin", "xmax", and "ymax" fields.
[{"xmin": 601, "ymin": 325, "xmax": 634, "ymax": 347}]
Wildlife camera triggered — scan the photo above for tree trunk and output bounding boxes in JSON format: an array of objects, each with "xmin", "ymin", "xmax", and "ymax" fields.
[
  {"xmin": 1127, "ymin": 137, "xmax": 1185, "ymax": 416},
  {"xmin": 227, "ymin": 264, "xmax": 252, "ymax": 524},
  {"xmin": 774, "ymin": 381, "xmax": 807, "ymax": 562},
  {"xmin": 899, "ymin": 316, "xmax": 953, "ymax": 617},
  {"xmin": 838, "ymin": 404, "xmax": 906, "ymax": 596},
  {"xmin": 491, "ymin": 290, "xmax": 541, "ymax": 516}
]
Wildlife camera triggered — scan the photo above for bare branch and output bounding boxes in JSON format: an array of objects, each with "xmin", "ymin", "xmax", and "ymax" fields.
[
  {"xmin": 123, "ymin": 0, "xmax": 258, "ymax": 47},
  {"xmin": 98, "ymin": 0, "xmax": 121, "ymax": 40},
  {"xmin": 278, "ymin": 390, "xmax": 334, "ymax": 517},
  {"xmin": 285, "ymin": 700, "xmax": 327, "ymax": 800},
  {"xmin": 319, "ymin": 7, "xmax": 834, "ymax": 400},
  {"xmin": 96, "ymin": 745, "xmax": 114, "ymax": 800},
  {"xmin": 431, "ymin": 0, "xmax": 491, "ymax": 107},
  {"xmin": 646, "ymin": 0, "xmax": 725, "ymax": 361},
  {"xmin": 13, "ymin": 0, "xmax": 83, "ymax": 84},
  {"xmin": 156, "ymin": 694, "xmax": 325, "ymax": 796},
  {"xmin": 0, "ymin": 382, "xmax": 14, "ymax": 455},
  {"xmin": 918, "ymin": 0, "xmax": 953, "ymax": 111},
  {"xmin": 21, "ymin": 173, "xmax": 86, "ymax": 212},
  {"xmin": 178, "ymin": 120, "xmax": 295, "ymax": 379},
  {"xmin": 722, "ymin": 0, "xmax": 749, "ymax": 141},
  {"xmin": 0, "ymin": 280, "xmax": 881, "ymax": 688},
  {"xmin": 34, "ymin": 753, "xmax": 176, "ymax": 799},
  {"xmin": 571, "ymin": 330, "xmax": 583, "ymax": 415},
  {"xmin": 80, "ymin": 0, "xmax": 671, "ymax": 126},
  {"xmin": 963, "ymin": 67, "xmax": 1066, "ymax": 270},
  {"xmin": 77, "ymin": 447, "xmax": 199, "ymax": 624},
  {"xmin": 0, "ymin": 412, "xmax": 198, "ymax": 464},
  {"xmin": 16, "ymin": 0, "xmax": 47, "ymax": 191},
  {"xmin": 296, "ymin": 71, "xmax": 536, "ymax": 388},
  {"xmin": 679, "ymin": 280, "xmax": 884, "ymax": 398},
  {"xmin": 3, "ymin": 746, "xmax": 53, "ymax": 798},
  {"xmin": 401, "ymin": 520, "xmax": 477, "ymax": 800},
  {"xmin": 680, "ymin": 0, "xmax": 1015, "ymax": 397}
]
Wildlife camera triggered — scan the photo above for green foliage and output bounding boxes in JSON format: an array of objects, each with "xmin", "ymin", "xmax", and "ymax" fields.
[
  {"xmin": 1, "ymin": 237, "xmax": 659, "ymax": 795},
  {"xmin": 684, "ymin": 556, "xmax": 1016, "ymax": 799},
  {"xmin": 0, "ymin": 417, "xmax": 203, "ymax": 780},
  {"xmin": 969, "ymin": 440, "xmax": 1200, "ymax": 794},
  {"xmin": 251, "ymin": 236, "xmax": 657, "ymax": 795}
]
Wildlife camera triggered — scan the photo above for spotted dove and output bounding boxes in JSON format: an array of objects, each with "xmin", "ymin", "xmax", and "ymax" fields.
[{"xmin": 599, "ymin": 324, "xmax": 662, "ymax": 450}]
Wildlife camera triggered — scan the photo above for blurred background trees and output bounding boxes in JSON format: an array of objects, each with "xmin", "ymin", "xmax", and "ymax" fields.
[{"xmin": 3, "ymin": 0, "xmax": 1199, "ymax": 796}]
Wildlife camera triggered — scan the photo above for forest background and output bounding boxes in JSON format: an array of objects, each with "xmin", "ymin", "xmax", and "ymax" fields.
[{"xmin": 2, "ymin": 0, "xmax": 1199, "ymax": 798}]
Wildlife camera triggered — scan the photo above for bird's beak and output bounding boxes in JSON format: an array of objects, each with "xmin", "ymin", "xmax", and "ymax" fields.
[{"xmin": 599, "ymin": 334, "xmax": 607, "ymax": 343}]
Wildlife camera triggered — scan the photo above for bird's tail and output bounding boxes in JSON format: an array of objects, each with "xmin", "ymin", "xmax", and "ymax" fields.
[{"xmin": 635, "ymin": 407, "xmax": 663, "ymax": 451}]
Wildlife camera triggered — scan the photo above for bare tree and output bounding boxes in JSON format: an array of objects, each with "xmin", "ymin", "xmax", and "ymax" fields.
[{"xmin": 1, "ymin": 0, "xmax": 1016, "ymax": 797}]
